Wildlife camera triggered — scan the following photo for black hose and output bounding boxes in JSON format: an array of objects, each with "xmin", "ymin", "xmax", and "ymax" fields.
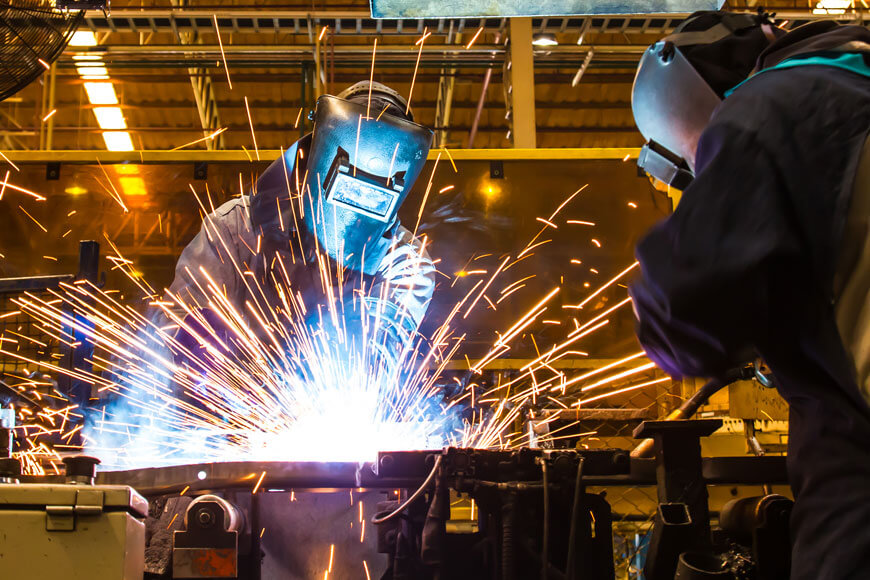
[
  {"xmin": 372, "ymin": 455, "xmax": 442, "ymax": 525},
  {"xmin": 565, "ymin": 457, "xmax": 585, "ymax": 579},
  {"xmin": 541, "ymin": 458, "xmax": 549, "ymax": 580}
]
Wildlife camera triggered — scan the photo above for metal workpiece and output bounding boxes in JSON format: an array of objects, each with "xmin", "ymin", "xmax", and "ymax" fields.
[
  {"xmin": 95, "ymin": 448, "xmax": 789, "ymax": 497},
  {"xmin": 97, "ymin": 459, "xmax": 416, "ymax": 496}
]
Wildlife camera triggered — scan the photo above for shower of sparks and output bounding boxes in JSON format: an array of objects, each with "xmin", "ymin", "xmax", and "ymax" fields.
[{"xmin": 1, "ymin": 144, "xmax": 666, "ymax": 472}]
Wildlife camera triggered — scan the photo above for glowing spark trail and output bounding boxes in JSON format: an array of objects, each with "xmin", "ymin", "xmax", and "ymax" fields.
[{"xmin": 213, "ymin": 14, "xmax": 233, "ymax": 89}]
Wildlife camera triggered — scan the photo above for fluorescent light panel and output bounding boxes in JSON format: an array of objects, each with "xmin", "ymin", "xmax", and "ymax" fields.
[
  {"xmin": 76, "ymin": 66, "xmax": 108, "ymax": 77},
  {"xmin": 94, "ymin": 107, "xmax": 126, "ymax": 130},
  {"xmin": 69, "ymin": 30, "xmax": 98, "ymax": 47},
  {"xmin": 84, "ymin": 82, "xmax": 118, "ymax": 105},
  {"xmin": 102, "ymin": 131, "xmax": 134, "ymax": 151}
]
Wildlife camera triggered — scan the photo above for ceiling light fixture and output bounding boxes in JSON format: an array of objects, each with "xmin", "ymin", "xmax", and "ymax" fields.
[
  {"xmin": 532, "ymin": 32, "xmax": 558, "ymax": 47},
  {"xmin": 69, "ymin": 30, "xmax": 98, "ymax": 47}
]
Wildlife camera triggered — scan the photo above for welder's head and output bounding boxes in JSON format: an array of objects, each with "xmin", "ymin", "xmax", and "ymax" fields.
[
  {"xmin": 303, "ymin": 82, "xmax": 433, "ymax": 275},
  {"xmin": 337, "ymin": 81, "xmax": 415, "ymax": 122},
  {"xmin": 631, "ymin": 10, "xmax": 784, "ymax": 188}
]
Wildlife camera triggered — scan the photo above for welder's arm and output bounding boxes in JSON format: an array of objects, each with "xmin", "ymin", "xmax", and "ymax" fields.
[
  {"xmin": 630, "ymin": 121, "xmax": 801, "ymax": 379},
  {"xmin": 364, "ymin": 226, "xmax": 436, "ymax": 365},
  {"xmin": 152, "ymin": 205, "xmax": 246, "ymax": 363}
]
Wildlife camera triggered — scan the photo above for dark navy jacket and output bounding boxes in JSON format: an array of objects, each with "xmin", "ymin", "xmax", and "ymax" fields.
[{"xmin": 630, "ymin": 24, "xmax": 870, "ymax": 580}]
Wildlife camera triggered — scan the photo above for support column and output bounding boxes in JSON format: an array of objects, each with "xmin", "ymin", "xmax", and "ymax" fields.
[{"xmin": 508, "ymin": 18, "xmax": 536, "ymax": 149}]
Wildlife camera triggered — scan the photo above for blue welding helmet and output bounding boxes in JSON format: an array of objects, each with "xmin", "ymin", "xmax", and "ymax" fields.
[
  {"xmin": 302, "ymin": 89, "xmax": 433, "ymax": 275},
  {"xmin": 632, "ymin": 11, "xmax": 782, "ymax": 188}
]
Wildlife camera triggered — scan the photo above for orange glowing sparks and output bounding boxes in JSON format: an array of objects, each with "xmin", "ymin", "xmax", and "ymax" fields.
[
  {"xmin": 252, "ymin": 470, "xmax": 267, "ymax": 493},
  {"xmin": 42, "ymin": 109, "xmax": 57, "ymax": 122},
  {"xmin": 628, "ymin": 201, "xmax": 638, "ymax": 208},
  {"xmin": 18, "ymin": 206, "xmax": 47, "ymax": 232},
  {"xmin": 0, "ymin": 151, "xmax": 19, "ymax": 172},
  {"xmin": 591, "ymin": 239, "xmax": 601, "ymax": 247},
  {"xmin": 171, "ymin": 127, "xmax": 228, "ymax": 151},
  {"xmin": 244, "ymin": 96, "xmax": 260, "ymax": 161},
  {"xmin": 406, "ymin": 29, "xmax": 427, "ymax": 116},
  {"xmin": 318, "ymin": 26, "xmax": 329, "ymax": 42},
  {"xmin": 367, "ymin": 39, "xmax": 378, "ymax": 118},
  {"xmin": 465, "ymin": 26, "xmax": 484, "ymax": 49},
  {"xmin": 213, "ymin": 14, "xmax": 233, "ymax": 89}
]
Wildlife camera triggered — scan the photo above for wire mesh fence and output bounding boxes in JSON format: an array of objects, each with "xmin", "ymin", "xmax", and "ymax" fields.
[{"xmin": 0, "ymin": 290, "xmax": 62, "ymax": 376}]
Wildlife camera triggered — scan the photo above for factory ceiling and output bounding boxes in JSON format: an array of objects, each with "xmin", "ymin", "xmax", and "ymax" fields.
[{"xmin": 0, "ymin": 0, "xmax": 865, "ymax": 151}]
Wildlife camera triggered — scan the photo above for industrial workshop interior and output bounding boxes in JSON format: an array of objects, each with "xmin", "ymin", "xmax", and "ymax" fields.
[{"xmin": 2, "ymin": 0, "xmax": 870, "ymax": 578}]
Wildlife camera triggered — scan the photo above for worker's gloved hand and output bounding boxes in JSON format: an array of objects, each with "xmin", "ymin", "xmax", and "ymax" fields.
[
  {"xmin": 305, "ymin": 300, "xmax": 414, "ymax": 383},
  {"xmin": 172, "ymin": 308, "xmax": 233, "ymax": 372}
]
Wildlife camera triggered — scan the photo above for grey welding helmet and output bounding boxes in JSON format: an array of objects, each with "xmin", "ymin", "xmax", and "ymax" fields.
[
  {"xmin": 302, "ymin": 86, "xmax": 433, "ymax": 275},
  {"xmin": 632, "ymin": 11, "xmax": 782, "ymax": 188}
]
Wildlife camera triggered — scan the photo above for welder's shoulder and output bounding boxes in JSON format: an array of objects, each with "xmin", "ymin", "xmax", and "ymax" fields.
[
  {"xmin": 713, "ymin": 65, "xmax": 865, "ymax": 139},
  {"xmin": 206, "ymin": 197, "xmax": 251, "ymax": 233}
]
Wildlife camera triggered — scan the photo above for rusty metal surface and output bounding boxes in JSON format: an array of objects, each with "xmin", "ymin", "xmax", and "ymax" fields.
[{"xmin": 173, "ymin": 548, "xmax": 237, "ymax": 578}]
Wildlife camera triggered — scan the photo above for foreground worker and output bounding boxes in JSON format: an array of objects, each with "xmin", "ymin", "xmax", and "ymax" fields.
[
  {"xmin": 628, "ymin": 11, "xmax": 870, "ymax": 579},
  {"xmin": 166, "ymin": 81, "xmax": 435, "ymax": 375}
]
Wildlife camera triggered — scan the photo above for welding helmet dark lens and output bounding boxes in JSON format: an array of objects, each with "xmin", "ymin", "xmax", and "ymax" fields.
[{"xmin": 303, "ymin": 94, "xmax": 433, "ymax": 275}]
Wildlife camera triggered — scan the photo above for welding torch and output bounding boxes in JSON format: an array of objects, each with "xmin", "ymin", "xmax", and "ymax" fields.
[{"xmin": 630, "ymin": 363, "xmax": 760, "ymax": 458}]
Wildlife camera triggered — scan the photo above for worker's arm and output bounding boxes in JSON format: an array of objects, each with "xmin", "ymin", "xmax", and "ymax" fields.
[
  {"xmin": 629, "ymin": 117, "xmax": 802, "ymax": 379},
  {"xmin": 334, "ymin": 226, "xmax": 436, "ymax": 371},
  {"xmin": 153, "ymin": 200, "xmax": 250, "ymax": 362},
  {"xmin": 368, "ymin": 226, "xmax": 436, "ymax": 336}
]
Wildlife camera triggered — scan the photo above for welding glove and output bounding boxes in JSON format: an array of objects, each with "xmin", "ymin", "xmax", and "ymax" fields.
[{"xmin": 305, "ymin": 297, "xmax": 416, "ymax": 384}]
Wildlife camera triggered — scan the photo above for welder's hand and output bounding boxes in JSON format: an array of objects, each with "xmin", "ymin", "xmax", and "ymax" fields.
[{"xmin": 305, "ymin": 309, "xmax": 405, "ymax": 382}]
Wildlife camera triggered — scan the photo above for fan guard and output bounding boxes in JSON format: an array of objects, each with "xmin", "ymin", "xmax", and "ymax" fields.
[{"xmin": 0, "ymin": 1, "xmax": 83, "ymax": 103}]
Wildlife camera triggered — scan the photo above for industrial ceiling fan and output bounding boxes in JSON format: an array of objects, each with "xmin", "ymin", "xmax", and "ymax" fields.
[{"xmin": 0, "ymin": 0, "xmax": 88, "ymax": 103}]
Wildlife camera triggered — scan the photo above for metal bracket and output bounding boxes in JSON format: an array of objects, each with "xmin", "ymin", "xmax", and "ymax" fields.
[{"xmin": 45, "ymin": 489, "xmax": 105, "ymax": 531}]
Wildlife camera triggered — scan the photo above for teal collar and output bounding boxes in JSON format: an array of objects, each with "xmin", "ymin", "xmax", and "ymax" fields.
[{"xmin": 724, "ymin": 52, "xmax": 870, "ymax": 98}]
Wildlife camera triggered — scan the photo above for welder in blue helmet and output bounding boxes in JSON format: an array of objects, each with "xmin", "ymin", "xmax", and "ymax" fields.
[
  {"xmin": 628, "ymin": 10, "xmax": 870, "ymax": 579},
  {"xmin": 164, "ymin": 81, "xmax": 435, "ymax": 378}
]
